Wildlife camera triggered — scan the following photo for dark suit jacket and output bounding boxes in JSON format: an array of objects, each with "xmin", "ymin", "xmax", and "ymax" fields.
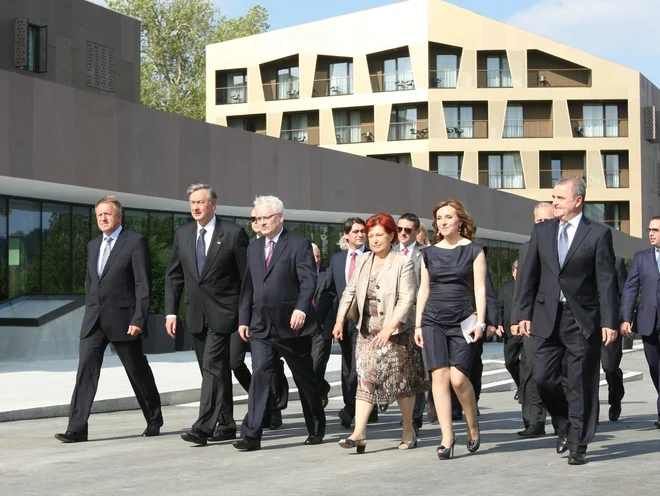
[
  {"xmin": 81, "ymin": 228, "xmax": 151, "ymax": 341},
  {"xmin": 314, "ymin": 266, "xmax": 335, "ymax": 339},
  {"xmin": 497, "ymin": 280, "xmax": 515, "ymax": 334},
  {"xmin": 615, "ymin": 256, "xmax": 627, "ymax": 299},
  {"xmin": 518, "ymin": 216, "xmax": 618, "ymax": 338},
  {"xmin": 486, "ymin": 270, "xmax": 498, "ymax": 328},
  {"xmin": 238, "ymin": 228, "xmax": 318, "ymax": 338},
  {"xmin": 316, "ymin": 247, "xmax": 370, "ymax": 326},
  {"xmin": 620, "ymin": 249, "xmax": 660, "ymax": 336},
  {"xmin": 510, "ymin": 241, "xmax": 530, "ymax": 326},
  {"xmin": 164, "ymin": 217, "xmax": 249, "ymax": 335}
]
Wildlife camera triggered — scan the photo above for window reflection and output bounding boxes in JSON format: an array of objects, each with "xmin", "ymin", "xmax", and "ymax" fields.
[
  {"xmin": 42, "ymin": 203, "xmax": 72, "ymax": 293},
  {"xmin": 8, "ymin": 199, "xmax": 41, "ymax": 297}
]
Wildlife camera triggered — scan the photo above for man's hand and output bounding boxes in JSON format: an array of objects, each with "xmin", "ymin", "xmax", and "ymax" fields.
[
  {"xmin": 602, "ymin": 327, "xmax": 618, "ymax": 347},
  {"xmin": 510, "ymin": 324, "xmax": 519, "ymax": 336},
  {"xmin": 238, "ymin": 325, "xmax": 250, "ymax": 342},
  {"xmin": 127, "ymin": 325, "xmax": 143, "ymax": 337},
  {"xmin": 165, "ymin": 318, "xmax": 176, "ymax": 339},
  {"xmin": 496, "ymin": 325, "xmax": 505, "ymax": 338},
  {"xmin": 620, "ymin": 322, "xmax": 633, "ymax": 339},
  {"xmin": 519, "ymin": 320, "xmax": 531, "ymax": 337},
  {"xmin": 290, "ymin": 310, "xmax": 306, "ymax": 331},
  {"xmin": 332, "ymin": 323, "xmax": 344, "ymax": 341},
  {"xmin": 486, "ymin": 326, "xmax": 497, "ymax": 340}
]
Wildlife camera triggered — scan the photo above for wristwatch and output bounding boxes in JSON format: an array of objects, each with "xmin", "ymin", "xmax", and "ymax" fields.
[{"xmin": 476, "ymin": 322, "xmax": 487, "ymax": 333}]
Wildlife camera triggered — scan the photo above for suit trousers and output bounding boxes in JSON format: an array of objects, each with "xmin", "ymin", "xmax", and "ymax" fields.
[
  {"xmin": 192, "ymin": 332, "xmax": 235, "ymax": 435},
  {"xmin": 642, "ymin": 330, "xmax": 660, "ymax": 415},
  {"xmin": 241, "ymin": 334, "xmax": 326, "ymax": 440},
  {"xmin": 520, "ymin": 335, "xmax": 547, "ymax": 428},
  {"xmin": 504, "ymin": 334, "xmax": 524, "ymax": 389},
  {"xmin": 68, "ymin": 326, "xmax": 162, "ymax": 433},
  {"xmin": 532, "ymin": 305, "xmax": 601, "ymax": 454},
  {"xmin": 311, "ymin": 332, "xmax": 333, "ymax": 398},
  {"xmin": 339, "ymin": 322, "xmax": 359, "ymax": 415},
  {"xmin": 601, "ymin": 333, "xmax": 624, "ymax": 407},
  {"xmin": 190, "ymin": 330, "xmax": 235, "ymax": 432}
]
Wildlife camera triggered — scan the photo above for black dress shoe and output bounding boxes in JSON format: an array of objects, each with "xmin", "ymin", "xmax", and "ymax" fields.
[
  {"xmin": 142, "ymin": 425, "xmax": 161, "ymax": 437},
  {"xmin": 655, "ymin": 419, "xmax": 660, "ymax": 429},
  {"xmin": 556, "ymin": 436, "xmax": 568, "ymax": 454},
  {"xmin": 517, "ymin": 425, "xmax": 546, "ymax": 438},
  {"xmin": 269, "ymin": 409, "xmax": 283, "ymax": 430},
  {"xmin": 338, "ymin": 408, "xmax": 353, "ymax": 429},
  {"xmin": 609, "ymin": 404, "xmax": 622, "ymax": 422},
  {"xmin": 567, "ymin": 452, "xmax": 586, "ymax": 465},
  {"xmin": 513, "ymin": 390, "xmax": 520, "ymax": 401},
  {"xmin": 232, "ymin": 436, "xmax": 261, "ymax": 451},
  {"xmin": 378, "ymin": 404, "xmax": 389, "ymax": 413},
  {"xmin": 209, "ymin": 430, "xmax": 237, "ymax": 442},
  {"xmin": 304, "ymin": 435, "xmax": 324, "ymax": 445},
  {"xmin": 181, "ymin": 429, "xmax": 209, "ymax": 445},
  {"xmin": 368, "ymin": 409, "xmax": 379, "ymax": 424},
  {"xmin": 54, "ymin": 431, "xmax": 88, "ymax": 443}
]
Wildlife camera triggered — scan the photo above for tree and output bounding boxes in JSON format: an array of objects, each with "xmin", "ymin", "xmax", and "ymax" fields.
[{"xmin": 107, "ymin": 0, "xmax": 269, "ymax": 120}]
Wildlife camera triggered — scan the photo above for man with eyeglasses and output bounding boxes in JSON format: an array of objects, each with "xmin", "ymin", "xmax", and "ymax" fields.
[{"xmin": 620, "ymin": 216, "xmax": 660, "ymax": 430}]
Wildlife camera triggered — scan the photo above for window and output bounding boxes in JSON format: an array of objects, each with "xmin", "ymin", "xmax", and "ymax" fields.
[
  {"xmin": 582, "ymin": 104, "xmax": 619, "ymax": 137},
  {"xmin": 328, "ymin": 62, "xmax": 353, "ymax": 95},
  {"xmin": 486, "ymin": 55, "xmax": 512, "ymax": 88},
  {"xmin": 602, "ymin": 152, "xmax": 629, "ymax": 188},
  {"xmin": 383, "ymin": 57, "xmax": 414, "ymax": 91},
  {"xmin": 435, "ymin": 155, "xmax": 462, "ymax": 179},
  {"xmin": 227, "ymin": 118, "xmax": 251, "ymax": 131},
  {"xmin": 485, "ymin": 153, "xmax": 524, "ymax": 189},
  {"xmin": 281, "ymin": 114, "xmax": 309, "ymax": 143},
  {"xmin": 584, "ymin": 202, "xmax": 629, "ymax": 233},
  {"xmin": 444, "ymin": 106, "xmax": 474, "ymax": 138},
  {"xmin": 86, "ymin": 42, "xmax": 115, "ymax": 92},
  {"xmin": 14, "ymin": 19, "xmax": 47, "ymax": 73},
  {"xmin": 389, "ymin": 107, "xmax": 418, "ymax": 141},
  {"xmin": 334, "ymin": 110, "xmax": 362, "ymax": 144},
  {"xmin": 434, "ymin": 54, "xmax": 459, "ymax": 88},
  {"xmin": 277, "ymin": 67, "xmax": 299, "ymax": 100},
  {"xmin": 42, "ymin": 203, "xmax": 72, "ymax": 293},
  {"xmin": 503, "ymin": 105, "xmax": 524, "ymax": 138},
  {"xmin": 71, "ymin": 206, "xmax": 91, "ymax": 293},
  {"xmin": 383, "ymin": 155, "xmax": 413, "ymax": 167},
  {"xmin": 8, "ymin": 199, "xmax": 42, "ymax": 297},
  {"xmin": 216, "ymin": 71, "xmax": 247, "ymax": 104},
  {"xmin": 0, "ymin": 198, "xmax": 7, "ymax": 301}
]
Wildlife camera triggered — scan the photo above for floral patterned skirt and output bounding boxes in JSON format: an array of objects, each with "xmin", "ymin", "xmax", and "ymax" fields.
[{"xmin": 355, "ymin": 318, "xmax": 430, "ymax": 405}]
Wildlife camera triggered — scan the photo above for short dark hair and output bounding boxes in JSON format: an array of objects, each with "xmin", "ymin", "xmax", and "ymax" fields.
[
  {"xmin": 343, "ymin": 217, "xmax": 366, "ymax": 234},
  {"xmin": 398, "ymin": 213, "xmax": 420, "ymax": 230}
]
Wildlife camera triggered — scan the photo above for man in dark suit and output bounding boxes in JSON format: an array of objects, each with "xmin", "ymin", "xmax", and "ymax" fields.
[
  {"xmin": 55, "ymin": 196, "xmax": 162, "ymax": 442},
  {"xmin": 311, "ymin": 243, "xmax": 335, "ymax": 408},
  {"xmin": 498, "ymin": 261, "xmax": 522, "ymax": 399},
  {"xmin": 620, "ymin": 215, "xmax": 660, "ymax": 429},
  {"xmin": 519, "ymin": 177, "xmax": 619, "ymax": 465},
  {"xmin": 316, "ymin": 217, "xmax": 373, "ymax": 428},
  {"xmin": 164, "ymin": 184, "xmax": 249, "ymax": 445},
  {"xmin": 233, "ymin": 196, "xmax": 326, "ymax": 451},
  {"xmin": 601, "ymin": 256, "xmax": 627, "ymax": 421},
  {"xmin": 511, "ymin": 202, "xmax": 555, "ymax": 437}
]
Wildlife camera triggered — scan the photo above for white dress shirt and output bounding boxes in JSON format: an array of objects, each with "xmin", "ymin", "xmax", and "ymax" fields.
[
  {"xmin": 97, "ymin": 225, "xmax": 122, "ymax": 276},
  {"xmin": 197, "ymin": 216, "xmax": 216, "ymax": 256},
  {"xmin": 264, "ymin": 228, "xmax": 284, "ymax": 259},
  {"xmin": 400, "ymin": 241, "xmax": 417, "ymax": 258},
  {"xmin": 345, "ymin": 246, "xmax": 365, "ymax": 284}
]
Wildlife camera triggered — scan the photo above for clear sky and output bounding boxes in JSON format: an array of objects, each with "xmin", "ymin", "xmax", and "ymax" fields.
[{"xmin": 89, "ymin": 0, "xmax": 659, "ymax": 85}]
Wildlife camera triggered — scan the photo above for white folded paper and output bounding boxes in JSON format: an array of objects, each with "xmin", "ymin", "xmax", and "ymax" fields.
[{"xmin": 460, "ymin": 313, "xmax": 477, "ymax": 344}]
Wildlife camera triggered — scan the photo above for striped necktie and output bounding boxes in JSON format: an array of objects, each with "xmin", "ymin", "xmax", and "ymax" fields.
[{"xmin": 98, "ymin": 237, "xmax": 113, "ymax": 276}]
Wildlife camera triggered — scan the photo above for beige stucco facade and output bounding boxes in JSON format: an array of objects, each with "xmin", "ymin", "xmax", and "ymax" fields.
[{"xmin": 206, "ymin": 0, "xmax": 660, "ymax": 238}]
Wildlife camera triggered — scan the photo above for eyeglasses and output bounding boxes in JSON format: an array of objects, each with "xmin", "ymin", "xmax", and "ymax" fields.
[
  {"xmin": 254, "ymin": 213, "xmax": 279, "ymax": 223},
  {"xmin": 647, "ymin": 228, "xmax": 660, "ymax": 233},
  {"xmin": 397, "ymin": 227, "xmax": 414, "ymax": 234}
]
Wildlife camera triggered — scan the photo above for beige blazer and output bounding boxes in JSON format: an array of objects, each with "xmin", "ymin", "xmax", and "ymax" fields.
[{"xmin": 337, "ymin": 248, "xmax": 415, "ymax": 335}]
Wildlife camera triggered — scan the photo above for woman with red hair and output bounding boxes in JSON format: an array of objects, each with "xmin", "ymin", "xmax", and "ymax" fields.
[{"xmin": 333, "ymin": 213, "xmax": 428, "ymax": 453}]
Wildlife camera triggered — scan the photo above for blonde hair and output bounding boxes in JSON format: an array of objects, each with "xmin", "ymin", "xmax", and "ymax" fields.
[{"xmin": 95, "ymin": 196, "xmax": 122, "ymax": 215}]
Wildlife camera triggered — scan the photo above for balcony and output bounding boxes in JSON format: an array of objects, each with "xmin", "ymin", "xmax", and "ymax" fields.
[
  {"xmin": 445, "ymin": 120, "xmax": 488, "ymax": 139},
  {"xmin": 479, "ymin": 171, "xmax": 525, "ymax": 189},
  {"xmin": 280, "ymin": 127, "xmax": 319, "ymax": 146},
  {"xmin": 370, "ymin": 72, "xmax": 415, "ymax": 92},
  {"xmin": 571, "ymin": 119, "xmax": 628, "ymax": 138},
  {"xmin": 263, "ymin": 80, "xmax": 300, "ymax": 101},
  {"xmin": 528, "ymin": 69, "xmax": 591, "ymax": 88},
  {"xmin": 540, "ymin": 168, "xmax": 584, "ymax": 189},
  {"xmin": 604, "ymin": 168, "xmax": 629, "ymax": 188},
  {"xmin": 503, "ymin": 119, "xmax": 553, "ymax": 138},
  {"xmin": 477, "ymin": 69, "xmax": 512, "ymax": 88},
  {"xmin": 335, "ymin": 124, "xmax": 375, "ymax": 144},
  {"xmin": 388, "ymin": 121, "xmax": 428, "ymax": 141},
  {"xmin": 215, "ymin": 85, "xmax": 247, "ymax": 105},
  {"xmin": 429, "ymin": 69, "xmax": 459, "ymax": 88},
  {"xmin": 313, "ymin": 76, "xmax": 353, "ymax": 97}
]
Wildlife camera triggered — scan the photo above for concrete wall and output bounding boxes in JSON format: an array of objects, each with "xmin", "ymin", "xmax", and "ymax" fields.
[
  {"xmin": 639, "ymin": 75, "xmax": 660, "ymax": 230},
  {"xmin": 0, "ymin": 0, "xmax": 140, "ymax": 103}
]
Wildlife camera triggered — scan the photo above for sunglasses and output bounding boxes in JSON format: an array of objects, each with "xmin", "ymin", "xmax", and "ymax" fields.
[
  {"xmin": 250, "ymin": 217, "xmax": 257, "ymax": 223},
  {"xmin": 397, "ymin": 227, "xmax": 414, "ymax": 234}
]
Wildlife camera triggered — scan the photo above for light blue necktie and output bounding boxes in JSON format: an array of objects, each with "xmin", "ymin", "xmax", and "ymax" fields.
[
  {"xmin": 558, "ymin": 222, "xmax": 569, "ymax": 301},
  {"xmin": 98, "ymin": 237, "xmax": 113, "ymax": 277}
]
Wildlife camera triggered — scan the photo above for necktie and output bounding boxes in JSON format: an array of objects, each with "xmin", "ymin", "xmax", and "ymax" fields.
[
  {"xmin": 98, "ymin": 237, "xmax": 113, "ymax": 276},
  {"xmin": 348, "ymin": 252, "xmax": 357, "ymax": 282},
  {"xmin": 196, "ymin": 228, "xmax": 206, "ymax": 277},
  {"xmin": 403, "ymin": 247, "xmax": 409, "ymax": 256},
  {"xmin": 265, "ymin": 240, "xmax": 275, "ymax": 270},
  {"xmin": 656, "ymin": 249, "xmax": 660, "ymax": 274},
  {"xmin": 558, "ymin": 222, "xmax": 569, "ymax": 267}
]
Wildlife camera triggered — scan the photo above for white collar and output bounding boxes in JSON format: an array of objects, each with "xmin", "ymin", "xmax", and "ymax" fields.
[
  {"xmin": 197, "ymin": 216, "xmax": 216, "ymax": 234},
  {"xmin": 560, "ymin": 212, "xmax": 582, "ymax": 230},
  {"xmin": 402, "ymin": 241, "xmax": 416, "ymax": 252},
  {"xmin": 266, "ymin": 228, "xmax": 284, "ymax": 245},
  {"xmin": 348, "ymin": 246, "xmax": 365, "ymax": 257},
  {"xmin": 103, "ymin": 225, "xmax": 122, "ymax": 241}
]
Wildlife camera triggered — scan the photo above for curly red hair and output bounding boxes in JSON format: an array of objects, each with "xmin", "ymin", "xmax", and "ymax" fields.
[{"xmin": 365, "ymin": 213, "xmax": 399, "ymax": 245}]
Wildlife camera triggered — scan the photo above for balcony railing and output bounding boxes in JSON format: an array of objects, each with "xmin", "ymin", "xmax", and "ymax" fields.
[
  {"xmin": 280, "ymin": 127, "xmax": 319, "ymax": 146},
  {"xmin": 503, "ymin": 119, "xmax": 553, "ymax": 138},
  {"xmin": 429, "ymin": 69, "xmax": 458, "ymax": 88},
  {"xmin": 604, "ymin": 168, "xmax": 629, "ymax": 188},
  {"xmin": 437, "ymin": 170, "xmax": 461, "ymax": 180},
  {"xmin": 477, "ymin": 69, "xmax": 513, "ymax": 88},
  {"xmin": 539, "ymin": 168, "xmax": 585, "ymax": 189},
  {"xmin": 263, "ymin": 79, "xmax": 300, "ymax": 101},
  {"xmin": 571, "ymin": 119, "xmax": 628, "ymax": 137},
  {"xmin": 335, "ymin": 124, "xmax": 375, "ymax": 144},
  {"xmin": 215, "ymin": 85, "xmax": 247, "ymax": 105},
  {"xmin": 603, "ymin": 219, "xmax": 630, "ymax": 234},
  {"xmin": 528, "ymin": 69, "xmax": 592, "ymax": 88},
  {"xmin": 478, "ymin": 171, "xmax": 525, "ymax": 189},
  {"xmin": 388, "ymin": 120, "xmax": 428, "ymax": 141},
  {"xmin": 312, "ymin": 76, "xmax": 354, "ymax": 97},
  {"xmin": 370, "ymin": 71, "xmax": 415, "ymax": 92},
  {"xmin": 445, "ymin": 120, "xmax": 488, "ymax": 139}
]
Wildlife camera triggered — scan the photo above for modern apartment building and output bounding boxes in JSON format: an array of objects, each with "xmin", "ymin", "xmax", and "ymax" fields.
[{"xmin": 206, "ymin": 0, "xmax": 660, "ymax": 238}]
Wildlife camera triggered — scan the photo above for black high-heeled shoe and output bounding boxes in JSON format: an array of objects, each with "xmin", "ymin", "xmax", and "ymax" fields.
[
  {"xmin": 338, "ymin": 438, "xmax": 368, "ymax": 454},
  {"xmin": 467, "ymin": 426, "xmax": 480, "ymax": 453},
  {"xmin": 436, "ymin": 436, "xmax": 456, "ymax": 460}
]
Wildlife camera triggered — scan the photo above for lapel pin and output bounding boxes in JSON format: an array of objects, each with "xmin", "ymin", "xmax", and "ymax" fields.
[{"xmin": 217, "ymin": 241, "xmax": 222, "ymax": 245}]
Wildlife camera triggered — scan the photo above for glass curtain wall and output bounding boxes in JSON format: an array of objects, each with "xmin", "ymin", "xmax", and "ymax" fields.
[{"xmin": 0, "ymin": 198, "xmax": 7, "ymax": 302}]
